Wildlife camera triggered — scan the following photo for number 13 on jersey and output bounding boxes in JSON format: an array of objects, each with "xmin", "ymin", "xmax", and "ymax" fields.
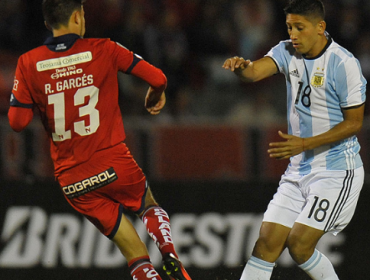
[{"xmin": 48, "ymin": 85, "xmax": 100, "ymax": 142}]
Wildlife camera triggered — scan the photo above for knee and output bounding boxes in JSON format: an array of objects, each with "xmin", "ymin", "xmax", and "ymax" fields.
[
  {"xmin": 253, "ymin": 233, "xmax": 285, "ymax": 258},
  {"xmin": 255, "ymin": 235, "xmax": 277, "ymax": 252},
  {"xmin": 286, "ymin": 234, "xmax": 314, "ymax": 264}
]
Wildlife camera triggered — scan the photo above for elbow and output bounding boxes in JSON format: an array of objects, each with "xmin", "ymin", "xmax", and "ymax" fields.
[
  {"xmin": 8, "ymin": 107, "xmax": 33, "ymax": 132},
  {"xmin": 12, "ymin": 127, "xmax": 24, "ymax": 133},
  {"xmin": 8, "ymin": 116, "xmax": 27, "ymax": 132},
  {"xmin": 9, "ymin": 121, "xmax": 25, "ymax": 132}
]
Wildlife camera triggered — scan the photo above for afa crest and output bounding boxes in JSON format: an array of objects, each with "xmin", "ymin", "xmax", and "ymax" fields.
[{"xmin": 311, "ymin": 72, "xmax": 325, "ymax": 87}]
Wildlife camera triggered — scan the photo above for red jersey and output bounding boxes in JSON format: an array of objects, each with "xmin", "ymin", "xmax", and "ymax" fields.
[{"xmin": 9, "ymin": 34, "xmax": 166, "ymax": 176}]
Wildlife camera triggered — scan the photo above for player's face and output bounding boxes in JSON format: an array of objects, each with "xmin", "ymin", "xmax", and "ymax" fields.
[{"xmin": 286, "ymin": 14, "xmax": 324, "ymax": 58}]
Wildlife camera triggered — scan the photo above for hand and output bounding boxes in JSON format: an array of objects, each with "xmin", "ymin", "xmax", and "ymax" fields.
[
  {"xmin": 145, "ymin": 88, "xmax": 166, "ymax": 115},
  {"xmin": 222, "ymin": 56, "xmax": 251, "ymax": 72},
  {"xmin": 267, "ymin": 131, "xmax": 305, "ymax": 160}
]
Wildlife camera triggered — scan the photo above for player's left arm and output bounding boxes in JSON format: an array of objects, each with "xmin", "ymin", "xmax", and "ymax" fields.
[
  {"xmin": 113, "ymin": 41, "xmax": 167, "ymax": 115},
  {"xmin": 268, "ymin": 104, "xmax": 365, "ymax": 159},
  {"xmin": 130, "ymin": 60, "xmax": 167, "ymax": 115}
]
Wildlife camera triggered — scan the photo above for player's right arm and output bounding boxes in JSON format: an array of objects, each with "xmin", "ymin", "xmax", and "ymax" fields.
[
  {"xmin": 222, "ymin": 56, "xmax": 278, "ymax": 83},
  {"xmin": 8, "ymin": 105, "xmax": 33, "ymax": 132},
  {"xmin": 8, "ymin": 59, "xmax": 34, "ymax": 132}
]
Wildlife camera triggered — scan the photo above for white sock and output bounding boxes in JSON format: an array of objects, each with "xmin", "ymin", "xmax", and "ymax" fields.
[
  {"xmin": 298, "ymin": 249, "xmax": 339, "ymax": 280},
  {"xmin": 240, "ymin": 256, "xmax": 275, "ymax": 280}
]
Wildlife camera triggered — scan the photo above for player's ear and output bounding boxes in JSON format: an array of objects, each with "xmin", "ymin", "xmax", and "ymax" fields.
[
  {"xmin": 44, "ymin": 21, "xmax": 52, "ymax": 31},
  {"xmin": 73, "ymin": 9, "xmax": 82, "ymax": 25},
  {"xmin": 317, "ymin": 20, "xmax": 326, "ymax": 35}
]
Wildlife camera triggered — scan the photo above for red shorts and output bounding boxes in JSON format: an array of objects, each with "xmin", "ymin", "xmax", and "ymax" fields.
[{"xmin": 57, "ymin": 142, "xmax": 147, "ymax": 238}]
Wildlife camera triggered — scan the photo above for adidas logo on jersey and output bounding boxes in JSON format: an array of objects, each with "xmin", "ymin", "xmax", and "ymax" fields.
[{"xmin": 289, "ymin": 69, "xmax": 300, "ymax": 78}]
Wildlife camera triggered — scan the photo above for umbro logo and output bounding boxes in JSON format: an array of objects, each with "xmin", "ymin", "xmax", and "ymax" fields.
[{"xmin": 289, "ymin": 69, "xmax": 300, "ymax": 78}]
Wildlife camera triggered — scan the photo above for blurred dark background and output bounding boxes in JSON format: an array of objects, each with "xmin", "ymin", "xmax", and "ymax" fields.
[{"xmin": 1, "ymin": 0, "xmax": 370, "ymax": 118}]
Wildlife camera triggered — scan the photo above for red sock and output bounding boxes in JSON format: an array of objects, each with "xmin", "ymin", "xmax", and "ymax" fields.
[
  {"xmin": 141, "ymin": 206, "xmax": 178, "ymax": 258},
  {"xmin": 128, "ymin": 256, "xmax": 162, "ymax": 280}
]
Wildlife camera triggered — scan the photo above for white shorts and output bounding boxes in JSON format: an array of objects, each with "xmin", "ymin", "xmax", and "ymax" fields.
[{"xmin": 263, "ymin": 166, "xmax": 364, "ymax": 235}]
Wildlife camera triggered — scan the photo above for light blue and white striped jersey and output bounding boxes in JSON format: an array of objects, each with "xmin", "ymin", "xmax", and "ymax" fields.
[{"xmin": 266, "ymin": 34, "xmax": 367, "ymax": 174}]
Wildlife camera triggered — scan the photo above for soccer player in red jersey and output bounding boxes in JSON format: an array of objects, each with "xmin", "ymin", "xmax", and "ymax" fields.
[{"xmin": 7, "ymin": 1, "xmax": 191, "ymax": 280}]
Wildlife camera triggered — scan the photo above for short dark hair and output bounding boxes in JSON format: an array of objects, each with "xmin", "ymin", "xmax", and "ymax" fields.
[
  {"xmin": 42, "ymin": 0, "xmax": 85, "ymax": 30},
  {"xmin": 284, "ymin": 0, "xmax": 325, "ymax": 21}
]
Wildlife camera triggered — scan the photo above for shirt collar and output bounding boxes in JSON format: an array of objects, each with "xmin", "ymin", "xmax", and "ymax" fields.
[
  {"xmin": 303, "ymin": 32, "xmax": 333, "ymax": 60},
  {"xmin": 44, "ymin": 34, "xmax": 81, "ymax": 52}
]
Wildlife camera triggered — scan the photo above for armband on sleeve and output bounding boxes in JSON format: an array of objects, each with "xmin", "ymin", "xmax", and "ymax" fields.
[
  {"xmin": 130, "ymin": 60, "xmax": 167, "ymax": 91},
  {"xmin": 10, "ymin": 93, "xmax": 33, "ymax": 108},
  {"xmin": 8, "ymin": 93, "xmax": 34, "ymax": 132},
  {"xmin": 125, "ymin": 54, "xmax": 142, "ymax": 74}
]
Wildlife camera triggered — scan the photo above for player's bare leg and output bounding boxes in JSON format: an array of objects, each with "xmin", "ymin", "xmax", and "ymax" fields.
[
  {"xmin": 142, "ymin": 187, "xmax": 159, "ymax": 210},
  {"xmin": 253, "ymin": 222, "xmax": 291, "ymax": 262},
  {"xmin": 240, "ymin": 222, "xmax": 289, "ymax": 279},
  {"xmin": 139, "ymin": 187, "xmax": 192, "ymax": 280},
  {"xmin": 241, "ymin": 221, "xmax": 338, "ymax": 280},
  {"xmin": 288, "ymin": 222, "xmax": 339, "ymax": 279},
  {"xmin": 112, "ymin": 214, "xmax": 162, "ymax": 280},
  {"xmin": 286, "ymin": 222, "xmax": 324, "ymax": 264},
  {"xmin": 112, "ymin": 214, "xmax": 149, "ymax": 260}
]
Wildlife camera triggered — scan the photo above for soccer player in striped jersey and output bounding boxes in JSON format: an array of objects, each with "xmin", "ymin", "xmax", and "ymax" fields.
[
  {"xmin": 8, "ymin": 1, "xmax": 191, "ymax": 280},
  {"xmin": 223, "ymin": 0, "xmax": 366, "ymax": 279}
]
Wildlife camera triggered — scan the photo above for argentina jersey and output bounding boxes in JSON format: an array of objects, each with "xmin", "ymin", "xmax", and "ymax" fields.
[{"xmin": 265, "ymin": 34, "xmax": 367, "ymax": 174}]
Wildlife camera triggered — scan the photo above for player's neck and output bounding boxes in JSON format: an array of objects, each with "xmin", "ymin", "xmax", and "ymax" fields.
[
  {"xmin": 305, "ymin": 35, "xmax": 328, "ymax": 58},
  {"xmin": 52, "ymin": 19, "xmax": 83, "ymax": 38},
  {"xmin": 53, "ymin": 27, "xmax": 80, "ymax": 38}
]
